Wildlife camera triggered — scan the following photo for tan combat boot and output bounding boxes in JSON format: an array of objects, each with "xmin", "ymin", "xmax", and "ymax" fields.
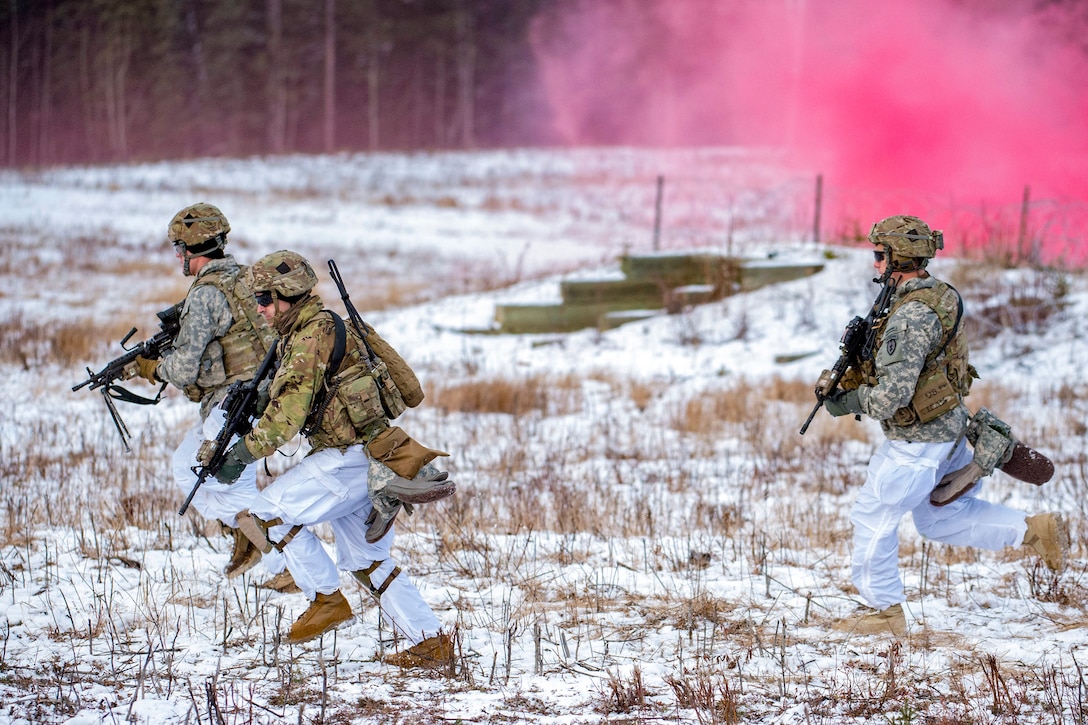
[
  {"xmin": 257, "ymin": 570, "xmax": 301, "ymax": 594},
  {"xmin": 1023, "ymin": 513, "xmax": 1070, "ymax": 571},
  {"xmin": 832, "ymin": 603, "xmax": 906, "ymax": 637},
  {"xmin": 223, "ymin": 526, "xmax": 261, "ymax": 579},
  {"xmin": 384, "ymin": 633, "xmax": 454, "ymax": 671},
  {"xmin": 287, "ymin": 591, "xmax": 353, "ymax": 644}
]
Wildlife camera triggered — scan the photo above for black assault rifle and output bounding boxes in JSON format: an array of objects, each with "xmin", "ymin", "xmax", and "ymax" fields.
[
  {"xmin": 327, "ymin": 259, "xmax": 376, "ymax": 359},
  {"xmin": 72, "ymin": 302, "xmax": 184, "ymax": 450},
  {"xmin": 799, "ymin": 276, "xmax": 898, "ymax": 435},
  {"xmin": 179, "ymin": 340, "xmax": 279, "ymax": 515}
]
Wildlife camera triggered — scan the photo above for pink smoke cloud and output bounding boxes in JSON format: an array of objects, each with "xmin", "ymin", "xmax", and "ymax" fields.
[{"xmin": 530, "ymin": 0, "xmax": 1088, "ymax": 261}]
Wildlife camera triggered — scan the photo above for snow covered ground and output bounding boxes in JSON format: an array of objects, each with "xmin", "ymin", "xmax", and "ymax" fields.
[{"xmin": 0, "ymin": 148, "xmax": 1086, "ymax": 723}]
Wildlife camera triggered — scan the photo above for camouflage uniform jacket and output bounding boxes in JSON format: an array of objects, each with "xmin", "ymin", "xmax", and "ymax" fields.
[
  {"xmin": 158, "ymin": 255, "xmax": 271, "ymax": 419},
  {"xmin": 244, "ymin": 296, "xmax": 383, "ymax": 459},
  {"xmin": 855, "ymin": 275, "xmax": 970, "ymax": 443}
]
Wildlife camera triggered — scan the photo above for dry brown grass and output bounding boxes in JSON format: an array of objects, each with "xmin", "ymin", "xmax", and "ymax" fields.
[
  {"xmin": 430, "ymin": 373, "xmax": 583, "ymax": 416},
  {"xmin": 0, "ymin": 312, "xmax": 137, "ymax": 368}
]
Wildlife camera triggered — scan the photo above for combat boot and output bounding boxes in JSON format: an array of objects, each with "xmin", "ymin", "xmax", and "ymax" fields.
[
  {"xmin": 223, "ymin": 526, "xmax": 261, "ymax": 579},
  {"xmin": 287, "ymin": 590, "xmax": 353, "ymax": 644},
  {"xmin": 831, "ymin": 603, "xmax": 906, "ymax": 637},
  {"xmin": 384, "ymin": 633, "xmax": 454, "ymax": 671},
  {"xmin": 257, "ymin": 570, "xmax": 301, "ymax": 594},
  {"xmin": 1023, "ymin": 513, "xmax": 1070, "ymax": 571}
]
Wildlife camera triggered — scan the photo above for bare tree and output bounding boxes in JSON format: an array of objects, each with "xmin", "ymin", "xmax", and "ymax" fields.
[
  {"xmin": 6, "ymin": 0, "xmax": 17, "ymax": 164},
  {"xmin": 266, "ymin": 0, "xmax": 286, "ymax": 153},
  {"xmin": 453, "ymin": 0, "xmax": 475, "ymax": 148},
  {"xmin": 323, "ymin": 0, "xmax": 335, "ymax": 152}
]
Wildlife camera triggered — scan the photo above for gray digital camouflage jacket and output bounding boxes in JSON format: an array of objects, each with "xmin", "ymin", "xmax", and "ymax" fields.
[
  {"xmin": 855, "ymin": 275, "xmax": 970, "ymax": 443},
  {"xmin": 158, "ymin": 256, "xmax": 240, "ymax": 419}
]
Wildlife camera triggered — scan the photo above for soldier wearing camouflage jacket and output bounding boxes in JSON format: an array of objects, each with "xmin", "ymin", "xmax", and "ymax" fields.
[
  {"xmin": 131, "ymin": 203, "xmax": 293, "ymax": 590},
  {"xmin": 823, "ymin": 215, "xmax": 1067, "ymax": 637},
  {"xmin": 216, "ymin": 250, "xmax": 452, "ymax": 668}
]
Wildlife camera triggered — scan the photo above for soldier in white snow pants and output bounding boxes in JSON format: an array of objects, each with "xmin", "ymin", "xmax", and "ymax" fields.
[
  {"xmin": 247, "ymin": 444, "xmax": 441, "ymax": 643},
  {"xmin": 214, "ymin": 251, "xmax": 453, "ymax": 666},
  {"xmin": 823, "ymin": 215, "xmax": 1067, "ymax": 635},
  {"xmin": 171, "ymin": 407, "xmax": 287, "ymax": 575},
  {"xmin": 849, "ymin": 438, "xmax": 1026, "ymax": 611}
]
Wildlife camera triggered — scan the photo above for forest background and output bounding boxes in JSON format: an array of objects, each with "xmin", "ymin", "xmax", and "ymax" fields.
[{"xmin": 1, "ymin": 0, "xmax": 1086, "ymax": 169}]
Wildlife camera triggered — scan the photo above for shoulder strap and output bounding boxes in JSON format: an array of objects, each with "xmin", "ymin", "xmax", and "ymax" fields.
[
  {"xmin": 301, "ymin": 312, "xmax": 348, "ymax": 437},
  {"xmin": 898, "ymin": 281, "xmax": 964, "ymax": 363},
  {"xmin": 327, "ymin": 312, "xmax": 347, "ymax": 378}
]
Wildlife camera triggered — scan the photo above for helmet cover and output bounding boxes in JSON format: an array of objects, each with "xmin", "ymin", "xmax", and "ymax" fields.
[{"xmin": 247, "ymin": 250, "xmax": 318, "ymax": 298}]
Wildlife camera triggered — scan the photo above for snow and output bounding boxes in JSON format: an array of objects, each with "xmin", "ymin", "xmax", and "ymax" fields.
[{"xmin": 1, "ymin": 147, "xmax": 1086, "ymax": 723}]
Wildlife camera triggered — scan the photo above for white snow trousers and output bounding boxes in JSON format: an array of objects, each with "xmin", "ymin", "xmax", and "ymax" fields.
[
  {"xmin": 247, "ymin": 444, "xmax": 442, "ymax": 646},
  {"xmin": 850, "ymin": 438, "xmax": 1028, "ymax": 611},
  {"xmin": 172, "ymin": 408, "xmax": 286, "ymax": 575}
]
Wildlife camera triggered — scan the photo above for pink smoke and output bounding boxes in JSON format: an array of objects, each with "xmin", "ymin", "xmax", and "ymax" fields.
[{"xmin": 530, "ymin": 0, "xmax": 1088, "ymax": 262}]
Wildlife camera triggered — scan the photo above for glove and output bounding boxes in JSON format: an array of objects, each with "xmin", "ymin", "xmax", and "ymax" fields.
[
  {"xmin": 254, "ymin": 386, "xmax": 271, "ymax": 417},
  {"xmin": 196, "ymin": 439, "xmax": 217, "ymax": 467},
  {"xmin": 133, "ymin": 355, "xmax": 160, "ymax": 383},
  {"xmin": 825, "ymin": 389, "xmax": 862, "ymax": 417},
  {"xmin": 214, "ymin": 440, "xmax": 258, "ymax": 485}
]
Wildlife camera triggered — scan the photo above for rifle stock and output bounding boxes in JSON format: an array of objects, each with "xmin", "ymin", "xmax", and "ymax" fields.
[{"xmin": 179, "ymin": 340, "xmax": 279, "ymax": 515}]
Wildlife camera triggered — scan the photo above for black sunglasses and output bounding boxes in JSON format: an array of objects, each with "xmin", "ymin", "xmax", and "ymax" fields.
[
  {"xmin": 873, "ymin": 250, "xmax": 886, "ymax": 263},
  {"xmin": 254, "ymin": 290, "xmax": 275, "ymax": 307}
]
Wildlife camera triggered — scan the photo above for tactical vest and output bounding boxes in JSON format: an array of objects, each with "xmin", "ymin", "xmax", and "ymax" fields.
[
  {"xmin": 185, "ymin": 265, "xmax": 277, "ymax": 402},
  {"xmin": 299, "ymin": 312, "xmax": 391, "ymax": 452},
  {"xmin": 862, "ymin": 279, "xmax": 973, "ymax": 426}
]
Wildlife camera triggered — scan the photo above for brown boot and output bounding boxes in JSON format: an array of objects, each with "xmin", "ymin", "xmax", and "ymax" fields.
[
  {"xmin": 1023, "ymin": 513, "xmax": 1070, "ymax": 571},
  {"xmin": 831, "ymin": 603, "xmax": 906, "ymax": 637},
  {"xmin": 223, "ymin": 526, "xmax": 262, "ymax": 579},
  {"xmin": 256, "ymin": 570, "xmax": 301, "ymax": 594},
  {"xmin": 287, "ymin": 591, "xmax": 353, "ymax": 644},
  {"xmin": 384, "ymin": 633, "xmax": 454, "ymax": 670}
]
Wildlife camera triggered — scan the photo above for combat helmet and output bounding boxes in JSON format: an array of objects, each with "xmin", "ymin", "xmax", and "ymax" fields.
[
  {"xmin": 868, "ymin": 214, "xmax": 943, "ymax": 273},
  {"xmin": 247, "ymin": 250, "xmax": 318, "ymax": 302},
  {"xmin": 169, "ymin": 203, "xmax": 230, "ymax": 275}
]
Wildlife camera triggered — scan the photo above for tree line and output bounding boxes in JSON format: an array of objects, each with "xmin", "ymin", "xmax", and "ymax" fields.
[{"xmin": 0, "ymin": 0, "xmax": 554, "ymax": 167}]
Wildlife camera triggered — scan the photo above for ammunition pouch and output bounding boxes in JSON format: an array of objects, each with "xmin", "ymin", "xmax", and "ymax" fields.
[
  {"xmin": 372, "ymin": 359, "xmax": 407, "ymax": 419},
  {"xmin": 332, "ymin": 363, "xmax": 387, "ymax": 434},
  {"xmin": 892, "ymin": 366, "xmax": 961, "ymax": 426}
]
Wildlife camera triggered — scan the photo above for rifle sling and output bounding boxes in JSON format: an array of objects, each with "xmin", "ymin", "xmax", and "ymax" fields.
[{"xmin": 106, "ymin": 381, "xmax": 167, "ymax": 406}]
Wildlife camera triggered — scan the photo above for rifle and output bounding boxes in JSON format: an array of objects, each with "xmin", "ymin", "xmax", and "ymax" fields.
[
  {"xmin": 799, "ymin": 276, "xmax": 898, "ymax": 435},
  {"xmin": 327, "ymin": 258, "xmax": 406, "ymax": 419},
  {"xmin": 179, "ymin": 340, "xmax": 279, "ymax": 516},
  {"xmin": 327, "ymin": 259, "xmax": 376, "ymax": 360},
  {"xmin": 72, "ymin": 302, "xmax": 183, "ymax": 450}
]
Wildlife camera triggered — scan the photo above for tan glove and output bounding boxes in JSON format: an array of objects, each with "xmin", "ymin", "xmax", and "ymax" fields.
[
  {"xmin": 196, "ymin": 439, "xmax": 218, "ymax": 467},
  {"xmin": 132, "ymin": 355, "xmax": 160, "ymax": 383}
]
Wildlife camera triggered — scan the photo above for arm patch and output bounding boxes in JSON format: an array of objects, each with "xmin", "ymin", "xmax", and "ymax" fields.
[{"xmin": 876, "ymin": 320, "xmax": 907, "ymax": 366}]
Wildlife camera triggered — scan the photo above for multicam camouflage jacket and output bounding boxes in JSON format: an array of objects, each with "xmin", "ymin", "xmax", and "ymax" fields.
[
  {"xmin": 855, "ymin": 275, "xmax": 971, "ymax": 443},
  {"xmin": 244, "ymin": 295, "xmax": 384, "ymax": 458},
  {"xmin": 158, "ymin": 255, "xmax": 273, "ymax": 419}
]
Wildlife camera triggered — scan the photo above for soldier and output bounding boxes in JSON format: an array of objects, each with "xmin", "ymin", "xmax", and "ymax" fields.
[
  {"xmin": 823, "ymin": 214, "xmax": 1068, "ymax": 635},
  {"xmin": 130, "ymin": 203, "xmax": 296, "ymax": 592},
  {"xmin": 212, "ymin": 250, "xmax": 452, "ymax": 668}
]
